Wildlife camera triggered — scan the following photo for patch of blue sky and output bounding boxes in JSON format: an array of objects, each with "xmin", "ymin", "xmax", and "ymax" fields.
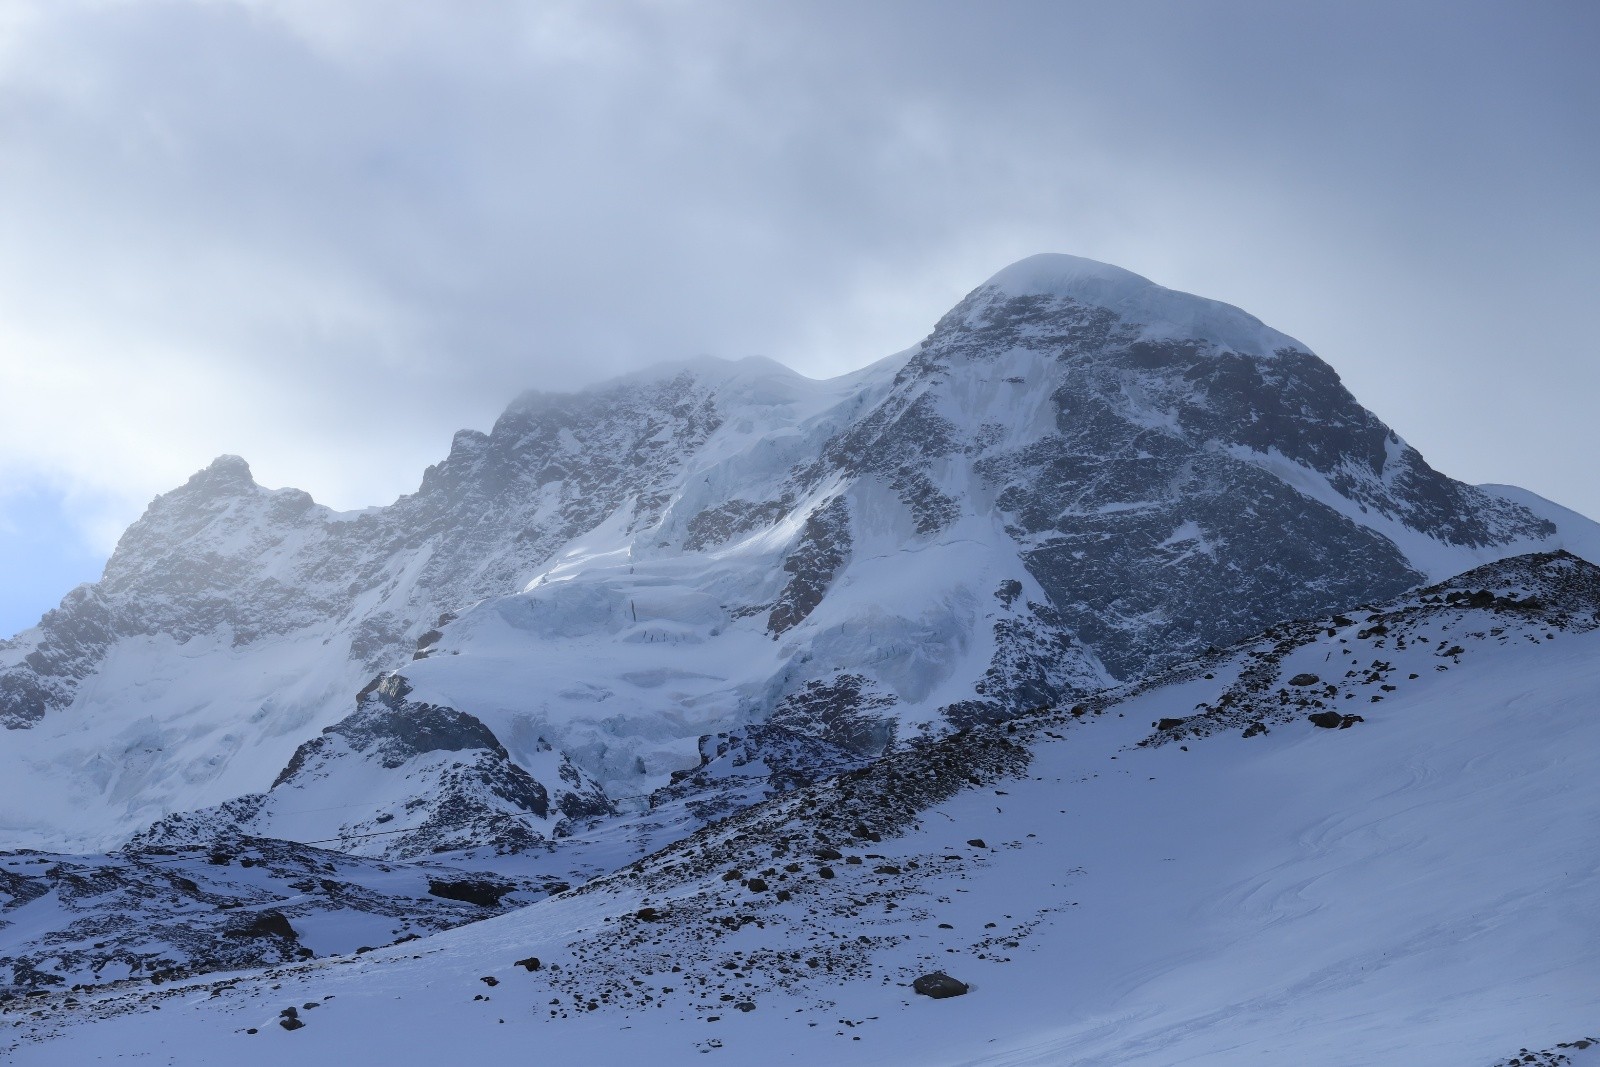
[{"xmin": 0, "ymin": 483, "xmax": 113, "ymax": 639}]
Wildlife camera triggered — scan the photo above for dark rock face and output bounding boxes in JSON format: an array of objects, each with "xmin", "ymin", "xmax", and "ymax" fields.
[
  {"xmin": 0, "ymin": 587, "xmax": 118, "ymax": 729},
  {"xmin": 817, "ymin": 387, "xmax": 963, "ymax": 536},
  {"xmin": 912, "ymin": 971, "xmax": 970, "ymax": 999},
  {"xmin": 768, "ymin": 497, "xmax": 851, "ymax": 636},
  {"xmin": 902, "ymin": 284, "xmax": 1553, "ymax": 683},
  {"xmin": 767, "ymin": 674, "xmax": 898, "ymax": 756},
  {"xmin": 136, "ymin": 675, "xmax": 612, "ymax": 860},
  {"xmin": 685, "ymin": 497, "xmax": 793, "ymax": 552},
  {"xmin": 946, "ymin": 597, "xmax": 1104, "ymax": 730},
  {"xmin": 290, "ymin": 675, "xmax": 536, "ymax": 782}
]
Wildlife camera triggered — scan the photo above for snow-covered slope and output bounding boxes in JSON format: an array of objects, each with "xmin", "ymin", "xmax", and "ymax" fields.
[
  {"xmin": 8, "ymin": 552, "xmax": 1597, "ymax": 1064},
  {"xmin": 129, "ymin": 673, "xmax": 613, "ymax": 860},
  {"xmin": 1, "ymin": 254, "xmax": 1595, "ymax": 852},
  {"xmin": 0, "ymin": 836, "xmax": 561, "ymax": 994}
]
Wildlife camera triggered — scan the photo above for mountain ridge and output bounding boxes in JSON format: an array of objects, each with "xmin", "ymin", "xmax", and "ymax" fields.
[{"xmin": 0, "ymin": 253, "xmax": 1595, "ymax": 854}]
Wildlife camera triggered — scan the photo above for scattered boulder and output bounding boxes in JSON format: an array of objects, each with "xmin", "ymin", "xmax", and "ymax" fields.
[
  {"xmin": 426, "ymin": 878, "xmax": 512, "ymax": 908},
  {"xmin": 1307, "ymin": 711, "xmax": 1344, "ymax": 729},
  {"xmin": 912, "ymin": 971, "xmax": 969, "ymax": 999},
  {"xmin": 966, "ymin": 839, "xmax": 987, "ymax": 848},
  {"xmin": 224, "ymin": 910, "xmax": 298, "ymax": 942},
  {"xmin": 1156, "ymin": 718, "xmax": 1185, "ymax": 731},
  {"xmin": 1288, "ymin": 673, "xmax": 1320, "ymax": 686}
]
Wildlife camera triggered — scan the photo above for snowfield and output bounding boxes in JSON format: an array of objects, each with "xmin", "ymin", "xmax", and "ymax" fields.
[{"xmin": 8, "ymin": 556, "xmax": 1597, "ymax": 1065}]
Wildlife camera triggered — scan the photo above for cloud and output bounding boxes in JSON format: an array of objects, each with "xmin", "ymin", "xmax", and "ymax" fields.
[{"xmin": 0, "ymin": 0, "xmax": 1596, "ymax": 560}]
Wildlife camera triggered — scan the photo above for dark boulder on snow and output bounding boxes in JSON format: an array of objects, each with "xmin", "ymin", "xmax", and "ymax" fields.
[
  {"xmin": 426, "ymin": 877, "xmax": 513, "ymax": 907},
  {"xmin": 912, "ymin": 971, "xmax": 969, "ymax": 999},
  {"xmin": 222, "ymin": 909, "xmax": 297, "ymax": 943},
  {"xmin": 1308, "ymin": 711, "xmax": 1345, "ymax": 729}
]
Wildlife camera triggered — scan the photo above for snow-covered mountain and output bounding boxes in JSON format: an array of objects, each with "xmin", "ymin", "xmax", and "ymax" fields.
[
  {"xmin": 8, "ymin": 550, "xmax": 1598, "ymax": 1064},
  {"xmin": 2, "ymin": 254, "xmax": 1596, "ymax": 855}
]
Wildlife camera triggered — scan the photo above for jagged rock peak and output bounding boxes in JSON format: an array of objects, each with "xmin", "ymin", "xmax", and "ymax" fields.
[
  {"xmin": 966, "ymin": 252, "xmax": 1307, "ymax": 359},
  {"xmin": 181, "ymin": 453, "xmax": 257, "ymax": 495}
]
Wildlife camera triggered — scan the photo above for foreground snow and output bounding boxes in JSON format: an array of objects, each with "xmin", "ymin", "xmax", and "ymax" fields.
[{"xmin": 9, "ymin": 572, "xmax": 1596, "ymax": 1065}]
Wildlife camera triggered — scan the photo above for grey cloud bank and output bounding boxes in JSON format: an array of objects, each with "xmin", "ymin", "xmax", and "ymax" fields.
[{"xmin": 0, "ymin": 0, "xmax": 1595, "ymax": 625}]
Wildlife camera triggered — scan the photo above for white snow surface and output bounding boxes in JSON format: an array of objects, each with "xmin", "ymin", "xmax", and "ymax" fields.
[
  {"xmin": 0, "ymin": 629, "xmax": 366, "ymax": 852},
  {"xmin": 1484, "ymin": 482, "xmax": 1600, "ymax": 567},
  {"xmin": 8, "ymin": 583, "xmax": 1597, "ymax": 1065},
  {"xmin": 979, "ymin": 253, "xmax": 1308, "ymax": 357}
]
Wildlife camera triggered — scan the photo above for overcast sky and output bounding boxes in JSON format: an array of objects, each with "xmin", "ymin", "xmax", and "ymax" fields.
[{"xmin": 2, "ymin": 0, "xmax": 1597, "ymax": 634}]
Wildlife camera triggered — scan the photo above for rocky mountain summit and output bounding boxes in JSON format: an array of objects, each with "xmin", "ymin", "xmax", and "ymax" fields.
[{"xmin": 0, "ymin": 254, "xmax": 1593, "ymax": 857}]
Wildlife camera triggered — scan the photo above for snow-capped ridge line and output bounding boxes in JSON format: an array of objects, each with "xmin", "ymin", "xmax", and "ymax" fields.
[
  {"xmin": 975, "ymin": 252, "xmax": 1308, "ymax": 357},
  {"xmin": 1, "ymin": 250, "xmax": 1593, "ymax": 856}
]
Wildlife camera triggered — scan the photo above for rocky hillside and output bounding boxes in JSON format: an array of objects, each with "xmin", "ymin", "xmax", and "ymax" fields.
[{"xmin": 7, "ymin": 550, "xmax": 1597, "ymax": 1064}]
